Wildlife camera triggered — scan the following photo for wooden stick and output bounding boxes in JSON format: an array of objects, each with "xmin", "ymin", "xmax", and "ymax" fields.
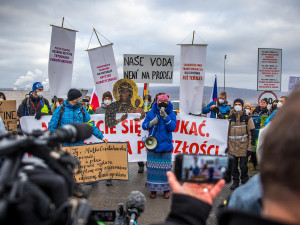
[{"xmin": 93, "ymin": 28, "xmax": 103, "ymax": 47}]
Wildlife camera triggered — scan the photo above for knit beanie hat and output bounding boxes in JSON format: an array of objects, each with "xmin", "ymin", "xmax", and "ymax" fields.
[
  {"xmin": 244, "ymin": 103, "xmax": 251, "ymax": 109},
  {"xmin": 67, "ymin": 88, "xmax": 82, "ymax": 101},
  {"xmin": 32, "ymin": 82, "xmax": 43, "ymax": 92},
  {"xmin": 234, "ymin": 98, "xmax": 244, "ymax": 107},
  {"xmin": 102, "ymin": 91, "xmax": 113, "ymax": 102}
]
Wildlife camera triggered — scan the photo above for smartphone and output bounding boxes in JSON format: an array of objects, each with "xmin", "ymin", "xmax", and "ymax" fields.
[
  {"xmin": 91, "ymin": 209, "xmax": 116, "ymax": 222},
  {"xmin": 174, "ymin": 154, "xmax": 232, "ymax": 183}
]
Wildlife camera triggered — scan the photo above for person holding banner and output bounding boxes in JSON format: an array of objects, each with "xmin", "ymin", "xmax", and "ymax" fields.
[
  {"xmin": 228, "ymin": 99, "xmax": 255, "ymax": 190},
  {"xmin": 142, "ymin": 93, "xmax": 177, "ymax": 199},
  {"xmin": 17, "ymin": 82, "xmax": 52, "ymax": 120},
  {"xmin": 202, "ymin": 92, "xmax": 231, "ymax": 119},
  {"xmin": 49, "ymin": 88, "xmax": 108, "ymax": 146}
]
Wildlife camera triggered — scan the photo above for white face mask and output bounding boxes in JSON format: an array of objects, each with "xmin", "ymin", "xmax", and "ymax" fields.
[
  {"xmin": 104, "ymin": 100, "xmax": 112, "ymax": 105},
  {"xmin": 245, "ymin": 109, "xmax": 251, "ymax": 115},
  {"xmin": 234, "ymin": 105, "xmax": 242, "ymax": 112},
  {"xmin": 277, "ymin": 102, "xmax": 283, "ymax": 108},
  {"xmin": 219, "ymin": 99, "xmax": 225, "ymax": 104},
  {"xmin": 36, "ymin": 91, "xmax": 43, "ymax": 97}
]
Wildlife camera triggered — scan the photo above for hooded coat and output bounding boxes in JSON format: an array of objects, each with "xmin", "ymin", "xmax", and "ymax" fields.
[
  {"xmin": 49, "ymin": 100, "xmax": 104, "ymax": 146},
  {"xmin": 142, "ymin": 101, "xmax": 177, "ymax": 153}
]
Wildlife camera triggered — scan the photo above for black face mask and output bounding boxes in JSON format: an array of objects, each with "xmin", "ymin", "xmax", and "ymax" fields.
[{"xmin": 158, "ymin": 102, "xmax": 168, "ymax": 108}]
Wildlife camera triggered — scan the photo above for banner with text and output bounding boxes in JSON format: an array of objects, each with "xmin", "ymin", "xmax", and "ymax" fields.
[
  {"xmin": 64, "ymin": 142, "xmax": 128, "ymax": 183},
  {"xmin": 20, "ymin": 114, "xmax": 229, "ymax": 161},
  {"xmin": 0, "ymin": 100, "xmax": 17, "ymax": 131},
  {"xmin": 257, "ymin": 48, "xmax": 282, "ymax": 91},
  {"xmin": 48, "ymin": 26, "xmax": 76, "ymax": 98},
  {"xmin": 123, "ymin": 54, "xmax": 174, "ymax": 83},
  {"xmin": 179, "ymin": 45, "xmax": 207, "ymax": 115}
]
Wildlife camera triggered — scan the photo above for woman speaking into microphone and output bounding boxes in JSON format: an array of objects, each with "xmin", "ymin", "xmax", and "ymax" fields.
[{"xmin": 142, "ymin": 93, "xmax": 177, "ymax": 199}]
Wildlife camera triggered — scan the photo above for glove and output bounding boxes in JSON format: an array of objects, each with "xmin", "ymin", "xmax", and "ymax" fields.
[
  {"xmin": 35, "ymin": 112, "xmax": 42, "ymax": 120},
  {"xmin": 160, "ymin": 107, "xmax": 168, "ymax": 119},
  {"xmin": 149, "ymin": 116, "xmax": 158, "ymax": 127},
  {"xmin": 246, "ymin": 150, "xmax": 252, "ymax": 157}
]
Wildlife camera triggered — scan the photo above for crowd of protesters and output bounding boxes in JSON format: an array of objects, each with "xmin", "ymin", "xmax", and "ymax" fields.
[{"xmin": 0, "ymin": 81, "xmax": 297, "ymax": 225}]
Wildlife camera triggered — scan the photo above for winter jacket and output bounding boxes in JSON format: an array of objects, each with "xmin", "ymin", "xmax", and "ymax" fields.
[
  {"xmin": 154, "ymin": 194, "xmax": 285, "ymax": 225},
  {"xmin": 202, "ymin": 101, "xmax": 231, "ymax": 119},
  {"xmin": 95, "ymin": 103, "xmax": 108, "ymax": 114},
  {"xmin": 17, "ymin": 96, "xmax": 52, "ymax": 118},
  {"xmin": 142, "ymin": 102, "xmax": 177, "ymax": 153},
  {"xmin": 48, "ymin": 100, "xmax": 104, "ymax": 146},
  {"xmin": 228, "ymin": 110, "xmax": 255, "ymax": 157},
  {"xmin": 252, "ymin": 106, "xmax": 270, "ymax": 116}
]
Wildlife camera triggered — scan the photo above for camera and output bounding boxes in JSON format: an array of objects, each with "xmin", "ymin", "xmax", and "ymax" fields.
[{"xmin": 174, "ymin": 154, "xmax": 232, "ymax": 183}]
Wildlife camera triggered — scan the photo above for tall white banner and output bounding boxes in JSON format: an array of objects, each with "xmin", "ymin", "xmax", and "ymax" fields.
[
  {"xmin": 20, "ymin": 114, "xmax": 229, "ymax": 162},
  {"xmin": 179, "ymin": 45, "xmax": 207, "ymax": 115},
  {"xmin": 257, "ymin": 48, "xmax": 282, "ymax": 91},
  {"xmin": 48, "ymin": 26, "xmax": 76, "ymax": 98},
  {"xmin": 88, "ymin": 45, "xmax": 119, "ymax": 104}
]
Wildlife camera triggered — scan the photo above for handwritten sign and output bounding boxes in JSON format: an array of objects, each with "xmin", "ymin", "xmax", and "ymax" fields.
[
  {"xmin": 0, "ymin": 100, "xmax": 17, "ymax": 131},
  {"xmin": 123, "ymin": 54, "xmax": 174, "ymax": 83},
  {"xmin": 64, "ymin": 142, "xmax": 128, "ymax": 183}
]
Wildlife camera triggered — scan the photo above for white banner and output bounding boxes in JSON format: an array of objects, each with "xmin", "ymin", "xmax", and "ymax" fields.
[
  {"xmin": 257, "ymin": 48, "xmax": 282, "ymax": 91},
  {"xmin": 48, "ymin": 26, "xmax": 76, "ymax": 98},
  {"xmin": 20, "ymin": 114, "xmax": 229, "ymax": 162},
  {"xmin": 288, "ymin": 76, "xmax": 300, "ymax": 92},
  {"xmin": 179, "ymin": 45, "xmax": 207, "ymax": 115},
  {"xmin": 88, "ymin": 45, "xmax": 119, "ymax": 104},
  {"xmin": 123, "ymin": 54, "xmax": 174, "ymax": 83}
]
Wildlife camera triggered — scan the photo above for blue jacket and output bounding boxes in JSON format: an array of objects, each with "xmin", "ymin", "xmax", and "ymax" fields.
[
  {"xmin": 49, "ymin": 100, "xmax": 104, "ymax": 146},
  {"xmin": 202, "ymin": 101, "xmax": 231, "ymax": 118},
  {"xmin": 142, "ymin": 102, "xmax": 177, "ymax": 153}
]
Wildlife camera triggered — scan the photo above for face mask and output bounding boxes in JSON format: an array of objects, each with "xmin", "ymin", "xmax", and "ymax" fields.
[
  {"xmin": 104, "ymin": 100, "xmax": 112, "ymax": 105},
  {"xmin": 219, "ymin": 99, "xmax": 225, "ymax": 104},
  {"xmin": 245, "ymin": 109, "xmax": 250, "ymax": 115},
  {"xmin": 0, "ymin": 98, "xmax": 3, "ymax": 101},
  {"xmin": 234, "ymin": 105, "xmax": 242, "ymax": 112},
  {"xmin": 277, "ymin": 102, "xmax": 283, "ymax": 108},
  {"xmin": 36, "ymin": 92, "xmax": 43, "ymax": 97},
  {"xmin": 76, "ymin": 99, "xmax": 83, "ymax": 105},
  {"xmin": 158, "ymin": 102, "xmax": 168, "ymax": 108}
]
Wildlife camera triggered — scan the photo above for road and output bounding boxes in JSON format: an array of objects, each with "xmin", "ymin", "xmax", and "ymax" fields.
[{"xmin": 88, "ymin": 162, "xmax": 257, "ymax": 225}]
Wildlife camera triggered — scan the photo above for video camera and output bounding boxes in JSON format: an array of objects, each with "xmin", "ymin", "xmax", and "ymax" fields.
[{"xmin": 0, "ymin": 124, "xmax": 145, "ymax": 225}]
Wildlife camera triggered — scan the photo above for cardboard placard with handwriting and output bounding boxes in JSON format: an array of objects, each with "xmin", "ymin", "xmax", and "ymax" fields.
[
  {"xmin": 64, "ymin": 142, "xmax": 128, "ymax": 183},
  {"xmin": 0, "ymin": 100, "xmax": 17, "ymax": 131}
]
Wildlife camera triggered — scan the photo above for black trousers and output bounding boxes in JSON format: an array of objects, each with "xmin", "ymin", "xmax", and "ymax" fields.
[{"xmin": 230, "ymin": 155, "xmax": 249, "ymax": 184}]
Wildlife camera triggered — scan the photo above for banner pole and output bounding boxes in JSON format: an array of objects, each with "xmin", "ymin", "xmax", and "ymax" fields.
[
  {"xmin": 93, "ymin": 28, "xmax": 103, "ymax": 47},
  {"xmin": 62, "ymin": 17, "xmax": 64, "ymax": 28},
  {"xmin": 192, "ymin": 30, "xmax": 195, "ymax": 45}
]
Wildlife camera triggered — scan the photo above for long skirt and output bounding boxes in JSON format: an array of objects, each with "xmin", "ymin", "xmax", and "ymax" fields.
[{"xmin": 146, "ymin": 151, "xmax": 172, "ymax": 192}]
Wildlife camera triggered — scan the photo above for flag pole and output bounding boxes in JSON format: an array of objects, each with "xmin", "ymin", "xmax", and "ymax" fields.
[
  {"xmin": 93, "ymin": 28, "xmax": 103, "ymax": 47},
  {"xmin": 62, "ymin": 17, "xmax": 64, "ymax": 28}
]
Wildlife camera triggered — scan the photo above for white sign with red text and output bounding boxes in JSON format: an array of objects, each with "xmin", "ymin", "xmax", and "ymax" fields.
[
  {"xmin": 20, "ymin": 114, "xmax": 229, "ymax": 162},
  {"xmin": 48, "ymin": 26, "xmax": 76, "ymax": 98},
  {"xmin": 257, "ymin": 48, "xmax": 282, "ymax": 91},
  {"xmin": 88, "ymin": 45, "xmax": 119, "ymax": 104},
  {"xmin": 179, "ymin": 44, "xmax": 207, "ymax": 115}
]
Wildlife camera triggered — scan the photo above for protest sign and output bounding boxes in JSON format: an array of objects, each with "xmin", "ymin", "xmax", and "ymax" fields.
[
  {"xmin": 123, "ymin": 54, "xmax": 174, "ymax": 83},
  {"xmin": 64, "ymin": 142, "xmax": 128, "ymax": 183},
  {"xmin": 179, "ymin": 44, "xmax": 207, "ymax": 115},
  {"xmin": 0, "ymin": 100, "xmax": 17, "ymax": 131},
  {"xmin": 88, "ymin": 44, "xmax": 119, "ymax": 104},
  {"xmin": 288, "ymin": 76, "xmax": 300, "ymax": 92},
  {"xmin": 257, "ymin": 48, "xmax": 282, "ymax": 91},
  {"xmin": 48, "ymin": 25, "xmax": 76, "ymax": 98},
  {"xmin": 20, "ymin": 113, "xmax": 229, "ymax": 162}
]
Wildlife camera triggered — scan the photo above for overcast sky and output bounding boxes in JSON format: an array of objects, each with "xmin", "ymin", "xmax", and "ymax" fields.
[{"xmin": 1, "ymin": 0, "xmax": 299, "ymax": 91}]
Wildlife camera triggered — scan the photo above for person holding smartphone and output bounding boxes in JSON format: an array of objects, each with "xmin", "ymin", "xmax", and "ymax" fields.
[{"xmin": 142, "ymin": 93, "xmax": 177, "ymax": 199}]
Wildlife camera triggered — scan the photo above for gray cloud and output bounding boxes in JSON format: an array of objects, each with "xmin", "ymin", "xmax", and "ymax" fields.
[{"xmin": 0, "ymin": 0, "xmax": 299, "ymax": 91}]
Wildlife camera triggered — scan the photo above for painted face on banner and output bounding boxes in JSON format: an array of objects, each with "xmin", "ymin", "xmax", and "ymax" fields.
[{"xmin": 121, "ymin": 88, "xmax": 131, "ymax": 102}]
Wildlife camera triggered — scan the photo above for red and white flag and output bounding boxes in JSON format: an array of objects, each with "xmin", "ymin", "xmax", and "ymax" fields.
[{"xmin": 90, "ymin": 87, "xmax": 100, "ymax": 111}]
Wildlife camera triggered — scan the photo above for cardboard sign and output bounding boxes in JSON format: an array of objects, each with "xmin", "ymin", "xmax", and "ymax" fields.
[
  {"xmin": 123, "ymin": 54, "xmax": 174, "ymax": 83},
  {"xmin": 0, "ymin": 100, "xmax": 17, "ymax": 131},
  {"xmin": 63, "ymin": 142, "xmax": 128, "ymax": 183}
]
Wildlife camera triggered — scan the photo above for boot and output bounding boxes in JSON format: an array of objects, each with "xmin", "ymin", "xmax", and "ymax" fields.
[
  {"xmin": 230, "ymin": 182, "xmax": 239, "ymax": 190},
  {"xmin": 138, "ymin": 165, "xmax": 144, "ymax": 173},
  {"xmin": 150, "ymin": 191, "xmax": 157, "ymax": 199}
]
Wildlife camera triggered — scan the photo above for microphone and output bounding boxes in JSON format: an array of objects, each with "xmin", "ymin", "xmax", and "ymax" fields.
[
  {"xmin": 49, "ymin": 123, "xmax": 93, "ymax": 145},
  {"xmin": 126, "ymin": 191, "xmax": 146, "ymax": 225}
]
